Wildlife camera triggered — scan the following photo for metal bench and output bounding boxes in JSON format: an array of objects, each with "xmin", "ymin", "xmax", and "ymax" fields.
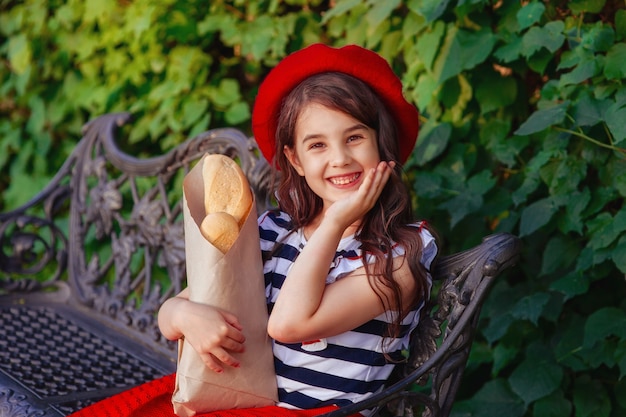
[{"xmin": 0, "ymin": 112, "xmax": 521, "ymax": 417}]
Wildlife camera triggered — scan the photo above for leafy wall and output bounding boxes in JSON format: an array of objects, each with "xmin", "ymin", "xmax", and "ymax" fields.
[{"xmin": 1, "ymin": 0, "xmax": 626, "ymax": 416}]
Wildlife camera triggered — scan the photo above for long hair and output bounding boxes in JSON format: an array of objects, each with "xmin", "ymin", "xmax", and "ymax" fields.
[{"xmin": 272, "ymin": 72, "xmax": 431, "ymax": 340}]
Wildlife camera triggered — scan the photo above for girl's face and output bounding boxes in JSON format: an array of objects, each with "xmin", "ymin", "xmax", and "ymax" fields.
[{"xmin": 284, "ymin": 103, "xmax": 381, "ymax": 210}]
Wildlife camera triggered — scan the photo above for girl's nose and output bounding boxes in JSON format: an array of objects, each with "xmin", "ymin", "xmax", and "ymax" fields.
[{"xmin": 330, "ymin": 146, "xmax": 351, "ymax": 166}]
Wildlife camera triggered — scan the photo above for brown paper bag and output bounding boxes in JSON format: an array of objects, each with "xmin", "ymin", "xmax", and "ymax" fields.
[{"xmin": 172, "ymin": 156, "xmax": 278, "ymax": 416}]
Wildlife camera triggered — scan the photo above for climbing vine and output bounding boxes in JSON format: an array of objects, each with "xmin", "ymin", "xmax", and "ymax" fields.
[{"xmin": 1, "ymin": 0, "xmax": 625, "ymax": 415}]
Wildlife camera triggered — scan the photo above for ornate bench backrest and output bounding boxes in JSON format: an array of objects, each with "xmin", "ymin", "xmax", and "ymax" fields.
[
  {"xmin": 1, "ymin": 113, "xmax": 274, "ymax": 358},
  {"xmin": 0, "ymin": 112, "xmax": 521, "ymax": 417}
]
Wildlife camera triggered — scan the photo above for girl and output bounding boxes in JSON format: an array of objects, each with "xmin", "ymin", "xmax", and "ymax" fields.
[
  {"xmin": 250, "ymin": 44, "xmax": 438, "ymax": 412},
  {"xmin": 71, "ymin": 43, "xmax": 437, "ymax": 417}
]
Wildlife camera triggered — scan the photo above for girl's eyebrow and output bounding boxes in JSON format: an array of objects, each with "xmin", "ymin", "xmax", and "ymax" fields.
[
  {"xmin": 301, "ymin": 133, "xmax": 324, "ymax": 143},
  {"xmin": 344, "ymin": 123, "xmax": 370, "ymax": 134},
  {"xmin": 301, "ymin": 123, "xmax": 369, "ymax": 143}
]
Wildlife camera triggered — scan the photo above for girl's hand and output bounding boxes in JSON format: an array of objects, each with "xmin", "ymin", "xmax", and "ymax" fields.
[
  {"xmin": 325, "ymin": 160, "xmax": 395, "ymax": 229},
  {"xmin": 158, "ymin": 290, "xmax": 245, "ymax": 373}
]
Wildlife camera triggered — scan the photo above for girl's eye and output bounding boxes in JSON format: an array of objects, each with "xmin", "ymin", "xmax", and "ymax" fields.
[
  {"xmin": 347, "ymin": 135, "xmax": 363, "ymax": 143},
  {"xmin": 308, "ymin": 142, "xmax": 324, "ymax": 150}
]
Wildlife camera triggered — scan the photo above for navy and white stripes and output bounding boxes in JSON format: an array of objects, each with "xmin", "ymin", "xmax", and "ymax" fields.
[{"xmin": 258, "ymin": 210, "xmax": 437, "ymax": 415}]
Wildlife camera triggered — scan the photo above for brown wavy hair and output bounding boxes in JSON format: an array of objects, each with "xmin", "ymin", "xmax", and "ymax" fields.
[{"xmin": 272, "ymin": 72, "xmax": 433, "ymax": 340}]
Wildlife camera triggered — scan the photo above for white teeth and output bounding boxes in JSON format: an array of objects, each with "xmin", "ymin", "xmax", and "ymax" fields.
[{"xmin": 330, "ymin": 173, "xmax": 359, "ymax": 185}]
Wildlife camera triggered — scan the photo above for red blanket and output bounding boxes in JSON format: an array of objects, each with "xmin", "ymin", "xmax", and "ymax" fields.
[{"xmin": 68, "ymin": 373, "xmax": 361, "ymax": 417}]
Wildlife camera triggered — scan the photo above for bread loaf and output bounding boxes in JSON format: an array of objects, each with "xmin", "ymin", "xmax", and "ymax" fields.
[
  {"xmin": 199, "ymin": 154, "xmax": 253, "ymax": 253},
  {"xmin": 202, "ymin": 154, "xmax": 252, "ymax": 228},
  {"xmin": 199, "ymin": 212, "xmax": 240, "ymax": 253}
]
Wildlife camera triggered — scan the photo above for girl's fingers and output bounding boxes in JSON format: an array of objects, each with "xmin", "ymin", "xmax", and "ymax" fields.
[
  {"xmin": 222, "ymin": 311, "xmax": 244, "ymax": 332},
  {"xmin": 326, "ymin": 160, "xmax": 394, "ymax": 227},
  {"xmin": 200, "ymin": 353, "xmax": 225, "ymax": 373},
  {"xmin": 200, "ymin": 346, "xmax": 242, "ymax": 373},
  {"xmin": 212, "ymin": 348, "xmax": 241, "ymax": 369},
  {"xmin": 341, "ymin": 161, "xmax": 390, "ymax": 211},
  {"xmin": 223, "ymin": 334, "xmax": 246, "ymax": 353},
  {"xmin": 363, "ymin": 161, "xmax": 392, "ymax": 203}
]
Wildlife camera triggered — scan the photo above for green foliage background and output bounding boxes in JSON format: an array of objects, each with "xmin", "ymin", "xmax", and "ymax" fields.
[{"xmin": 2, "ymin": 0, "xmax": 626, "ymax": 415}]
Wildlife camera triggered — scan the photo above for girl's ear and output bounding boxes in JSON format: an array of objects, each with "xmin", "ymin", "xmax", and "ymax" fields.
[{"xmin": 284, "ymin": 145, "xmax": 305, "ymax": 176}]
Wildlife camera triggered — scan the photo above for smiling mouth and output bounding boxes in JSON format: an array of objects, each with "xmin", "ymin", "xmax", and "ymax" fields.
[{"xmin": 329, "ymin": 173, "xmax": 361, "ymax": 185}]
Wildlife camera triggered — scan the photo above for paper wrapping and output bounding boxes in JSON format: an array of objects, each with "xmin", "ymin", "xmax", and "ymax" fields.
[{"xmin": 172, "ymin": 156, "xmax": 278, "ymax": 416}]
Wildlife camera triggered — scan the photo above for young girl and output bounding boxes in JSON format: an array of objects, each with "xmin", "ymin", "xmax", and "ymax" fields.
[
  {"xmin": 163, "ymin": 42, "xmax": 437, "ymax": 414},
  {"xmin": 71, "ymin": 43, "xmax": 437, "ymax": 417}
]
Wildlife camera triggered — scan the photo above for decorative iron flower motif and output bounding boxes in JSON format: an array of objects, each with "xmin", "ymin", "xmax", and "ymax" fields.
[
  {"xmin": 130, "ymin": 197, "xmax": 165, "ymax": 248},
  {"xmin": 111, "ymin": 233, "xmax": 135, "ymax": 298},
  {"xmin": 159, "ymin": 221, "xmax": 185, "ymax": 272},
  {"xmin": 85, "ymin": 180, "xmax": 122, "ymax": 239}
]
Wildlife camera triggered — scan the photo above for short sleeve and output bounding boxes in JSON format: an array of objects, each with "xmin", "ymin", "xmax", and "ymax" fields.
[{"xmin": 419, "ymin": 227, "xmax": 438, "ymax": 271}]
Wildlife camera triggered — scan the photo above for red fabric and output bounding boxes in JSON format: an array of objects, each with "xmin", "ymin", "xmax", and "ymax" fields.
[
  {"xmin": 68, "ymin": 373, "xmax": 362, "ymax": 417},
  {"xmin": 251, "ymin": 43, "xmax": 419, "ymax": 166}
]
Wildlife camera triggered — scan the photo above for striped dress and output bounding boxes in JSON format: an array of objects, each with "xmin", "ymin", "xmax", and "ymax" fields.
[{"xmin": 258, "ymin": 210, "xmax": 438, "ymax": 415}]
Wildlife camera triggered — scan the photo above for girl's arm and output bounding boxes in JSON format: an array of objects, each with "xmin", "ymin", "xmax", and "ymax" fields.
[
  {"xmin": 268, "ymin": 161, "xmax": 414, "ymax": 343},
  {"xmin": 268, "ymin": 256, "xmax": 416, "ymax": 343},
  {"xmin": 158, "ymin": 288, "xmax": 246, "ymax": 373}
]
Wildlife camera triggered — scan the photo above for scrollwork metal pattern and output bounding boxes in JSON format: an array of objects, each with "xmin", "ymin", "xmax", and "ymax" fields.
[
  {"xmin": 2, "ymin": 112, "xmax": 273, "ymax": 356},
  {"xmin": 0, "ymin": 388, "xmax": 48, "ymax": 417},
  {"xmin": 62, "ymin": 113, "xmax": 274, "ymax": 353},
  {"xmin": 0, "ymin": 173, "xmax": 73, "ymax": 288}
]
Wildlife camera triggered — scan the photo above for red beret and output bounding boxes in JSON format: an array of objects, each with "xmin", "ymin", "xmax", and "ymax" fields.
[{"xmin": 252, "ymin": 43, "xmax": 419, "ymax": 165}]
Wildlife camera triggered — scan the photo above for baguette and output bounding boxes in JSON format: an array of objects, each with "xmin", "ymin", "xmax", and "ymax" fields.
[
  {"xmin": 199, "ymin": 154, "xmax": 253, "ymax": 253},
  {"xmin": 202, "ymin": 154, "xmax": 252, "ymax": 228},
  {"xmin": 199, "ymin": 212, "xmax": 240, "ymax": 254}
]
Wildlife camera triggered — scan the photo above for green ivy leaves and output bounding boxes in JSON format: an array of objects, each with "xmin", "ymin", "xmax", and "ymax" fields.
[
  {"xmin": 514, "ymin": 102, "xmax": 569, "ymax": 136},
  {"xmin": 0, "ymin": 0, "xmax": 320, "ymax": 208},
  {"xmin": 433, "ymin": 27, "xmax": 497, "ymax": 83},
  {"xmin": 388, "ymin": 1, "xmax": 626, "ymax": 416},
  {"xmin": 2, "ymin": 1, "xmax": 626, "ymax": 416}
]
